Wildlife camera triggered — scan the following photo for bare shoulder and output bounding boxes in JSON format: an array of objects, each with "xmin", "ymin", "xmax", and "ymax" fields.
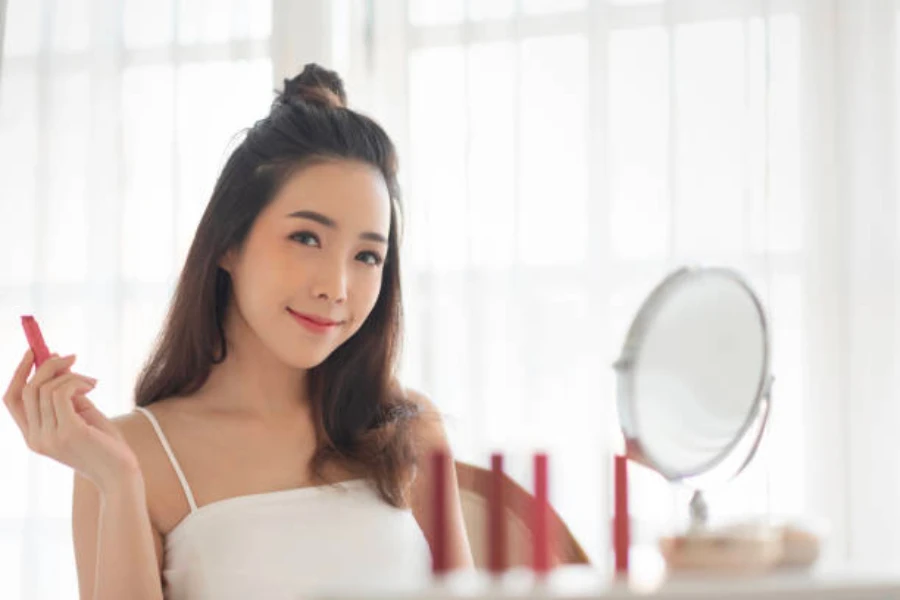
[
  {"xmin": 72, "ymin": 404, "xmax": 168, "ymax": 593},
  {"xmin": 405, "ymin": 388, "xmax": 474, "ymax": 567},
  {"xmin": 109, "ymin": 408, "xmax": 163, "ymax": 466},
  {"xmin": 107, "ymin": 399, "xmax": 195, "ymax": 479},
  {"xmin": 110, "ymin": 409, "xmax": 150, "ymax": 439},
  {"xmin": 109, "ymin": 397, "xmax": 189, "ymax": 454},
  {"xmin": 405, "ymin": 388, "xmax": 437, "ymax": 415},
  {"xmin": 404, "ymin": 388, "xmax": 450, "ymax": 452},
  {"xmin": 107, "ymin": 401, "xmax": 190, "ymax": 533}
]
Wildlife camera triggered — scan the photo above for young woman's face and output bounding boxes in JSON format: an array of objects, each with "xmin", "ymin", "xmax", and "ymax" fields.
[{"xmin": 222, "ymin": 159, "xmax": 391, "ymax": 368}]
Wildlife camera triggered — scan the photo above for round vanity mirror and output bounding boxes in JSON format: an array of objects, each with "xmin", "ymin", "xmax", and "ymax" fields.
[{"xmin": 614, "ymin": 266, "xmax": 774, "ymax": 526}]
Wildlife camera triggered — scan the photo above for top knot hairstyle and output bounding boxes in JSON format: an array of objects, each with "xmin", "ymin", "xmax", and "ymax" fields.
[
  {"xmin": 134, "ymin": 63, "xmax": 420, "ymax": 507},
  {"xmin": 279, "ymin": 63, "xmax": 348, "ymax": 108}
]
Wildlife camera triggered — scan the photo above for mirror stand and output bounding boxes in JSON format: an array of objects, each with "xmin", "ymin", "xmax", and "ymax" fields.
[{"xmin": 689, "ymin": 490, "xmax": 709, "ymax": 531}]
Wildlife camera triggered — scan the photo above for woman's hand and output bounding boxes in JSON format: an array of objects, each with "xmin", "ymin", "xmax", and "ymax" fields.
[{"xmin": 3, "ymin": 350, "xmax": 141, "ymax": 493}]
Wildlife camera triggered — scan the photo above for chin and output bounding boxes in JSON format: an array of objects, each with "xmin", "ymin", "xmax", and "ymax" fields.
[{"xmin": 283, "ymin": 347, "xmax": 336, "ymax": 370}]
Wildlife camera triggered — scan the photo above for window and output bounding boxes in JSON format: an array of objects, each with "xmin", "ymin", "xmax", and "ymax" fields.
[
  {"xmin": 386, "ymin": 0, "xmax": 806, "ymax": 561},
  {"xmin": 0, "ymin": 1, "xmax": 273, "ymax": 596}
]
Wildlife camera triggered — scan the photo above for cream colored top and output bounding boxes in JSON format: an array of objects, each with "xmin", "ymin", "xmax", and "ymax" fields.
[{"xmin": 135, "ymin": 406, "xmax": 431, "ymax": 600}]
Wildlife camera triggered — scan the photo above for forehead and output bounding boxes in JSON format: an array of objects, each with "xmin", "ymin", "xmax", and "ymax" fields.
[{"xmin": 267, "ymin": 160, "xmax": 391, "ymax": 232}]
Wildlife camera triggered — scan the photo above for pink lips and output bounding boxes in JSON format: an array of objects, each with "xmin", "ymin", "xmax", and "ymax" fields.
[{"xmin": 287, "ymin": 308, "xmax": 341, "ymax": 334}]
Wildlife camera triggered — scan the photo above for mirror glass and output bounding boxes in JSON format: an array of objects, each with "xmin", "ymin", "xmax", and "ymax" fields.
[{"xmin": 616, "ymin": 267, "xmax": 770, "ymax": 482}]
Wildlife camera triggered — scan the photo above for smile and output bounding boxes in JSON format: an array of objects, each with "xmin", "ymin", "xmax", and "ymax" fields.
[{"xmin": 287, "ymin": 308, "xmax": 342, "ymax": 334}]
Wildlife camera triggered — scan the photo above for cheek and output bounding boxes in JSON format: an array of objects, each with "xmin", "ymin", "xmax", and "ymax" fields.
[
  {"xmin": 361, "ymin": 273, "xmax": 383, "ymax": 310},
  {"xmin": 347, "ymin": 273, "xmax": 383, "ymax": 328},
  {"xmin": 232, "ymin": 250, "xmax": 293, "ymax": 315},
  {"xmin": 231, "ymin": 268, "xmax": 270, "ymax": 325}
]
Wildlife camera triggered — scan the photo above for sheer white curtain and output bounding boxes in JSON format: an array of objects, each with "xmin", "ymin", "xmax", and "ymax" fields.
[
  {"xmin": 0, "ymin": 0, "xmax": 274, "ymax": 597},
  {"xmin": 347, "ymin": 0, "xmax": 900, "ymax": 569},
  {"xmin": 3, "ymin": 1, "xmax": 900, "ymax": 597}
]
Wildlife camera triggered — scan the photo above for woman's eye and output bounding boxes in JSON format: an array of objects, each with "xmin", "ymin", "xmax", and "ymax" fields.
[
  {"xmin": 290, "ymin": 231, "xmax": 320, "ymax": 247},
  {"xmin": 357, "ymin": 251, "xmax": 384, "ymax": 267}
]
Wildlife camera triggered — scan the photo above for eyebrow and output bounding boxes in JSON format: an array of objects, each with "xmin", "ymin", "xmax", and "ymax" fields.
[{"xmin": 287, "ymin": 210, "xmax": 388, "ymax": 244}]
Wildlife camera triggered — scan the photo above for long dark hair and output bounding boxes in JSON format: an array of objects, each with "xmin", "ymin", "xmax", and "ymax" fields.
[{"xmin": 134, "ymin": 64, "xmax": 418, "ymax": 508}]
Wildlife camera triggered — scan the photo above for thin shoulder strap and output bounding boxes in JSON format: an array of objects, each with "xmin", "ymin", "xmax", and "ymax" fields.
[{"xmin": 135, "ymin": 406, "xmax": 198, "ymax": 513}]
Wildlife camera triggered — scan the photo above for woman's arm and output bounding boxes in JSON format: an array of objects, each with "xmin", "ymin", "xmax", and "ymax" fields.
[
  {"xmin": 1, "ymin": 350, "xmax": 164, "ymax": 599},
  {"xmin": 72, "ymin": 419, "xmax": 164, "ymax": 600},
  {"xmin": 406, "ymin": 389, "xmax": 474, "ymax": 571}
]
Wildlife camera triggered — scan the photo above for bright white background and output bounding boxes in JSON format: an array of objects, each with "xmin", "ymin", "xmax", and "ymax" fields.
[{"xmin": 1, "ymin": 0, "xmax": 900, "ymax": 597}]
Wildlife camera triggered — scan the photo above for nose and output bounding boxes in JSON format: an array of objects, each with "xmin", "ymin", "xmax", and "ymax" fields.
[{"xmin": 311, "ymin": 260, "xmax": 348, "ymax": 304}]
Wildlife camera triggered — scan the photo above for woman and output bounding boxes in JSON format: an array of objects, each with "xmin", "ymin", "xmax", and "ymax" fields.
[{"xmin": 3, "ymin": 64, "xmax": 473, "ymax": 599}]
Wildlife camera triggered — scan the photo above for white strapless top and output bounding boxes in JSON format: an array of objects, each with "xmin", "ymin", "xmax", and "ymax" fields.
[{"xmin": 135, "ymin": 406, "xmax": 432, "ymax": 600}]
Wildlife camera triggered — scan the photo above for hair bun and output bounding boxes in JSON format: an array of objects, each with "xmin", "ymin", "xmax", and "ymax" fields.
[{"xmin": 277, "ymin": 63, "xmax": 347, "ymax": 109}]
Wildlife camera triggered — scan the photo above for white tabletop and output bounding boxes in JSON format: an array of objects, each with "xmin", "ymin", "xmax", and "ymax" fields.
[{"xmin": 313, "ymin": 564, "xmax": 900, "ymax": 599}]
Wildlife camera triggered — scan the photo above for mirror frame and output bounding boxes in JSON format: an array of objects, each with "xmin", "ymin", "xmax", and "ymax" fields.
[{"xmin": 613, "ymin": 266, "xmax": 773, "ymax": 482}]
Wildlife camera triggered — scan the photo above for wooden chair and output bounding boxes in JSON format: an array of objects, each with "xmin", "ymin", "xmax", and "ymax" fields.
[{"xmin": 454, "ymin": 461, "xmax": 590, "ymax": 568}]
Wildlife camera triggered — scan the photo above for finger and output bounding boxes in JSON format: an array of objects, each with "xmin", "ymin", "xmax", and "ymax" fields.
[
  {"xmin": 29, "ymin": 363, "xmax": 85, "ymax": 440},
  {"xmin": 42, "ymin": 372, "xmax": 97, "ymax": 434},
  {"xmin": 22, "ymin": 373, "xmax": 42, "ymax": 439},
  {"xmin": 47, "ymin": 372, "xmax": 96, "ymax": 403},
  {"xmin": 54, "ymin": 380, "xmax": 94, "ymax": 432},
  {"xmin": 44, "ymin": 372, "xmax": 98, "ymax": 396},
  {"xmin": 30, "ymin": 354, "xmax": 77, "ymax": 388},
  {"xmin": 4, "ymin": 348, "xmax": 34, "ymax": 401},
  {"xmin": 72, "ymin": 395, "xmax": 114, "ymax": 434},
  {"xmin": 39, "ymin": 380, "xmax": 58, "ymax": 436},
  {"xmin": 39, "ymin": 370, "xmax": 84, "ymax": 436},
  {"xmin": 3, "ymin": 349, "xmax": 34, "ymax": 434}
]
